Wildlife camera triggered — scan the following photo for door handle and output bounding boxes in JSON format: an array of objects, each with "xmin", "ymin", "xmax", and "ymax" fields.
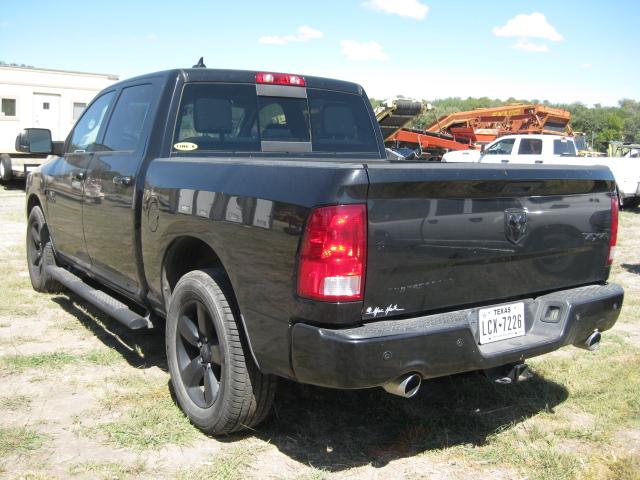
[
  {"xmin": 468, "ymin": 217, "xmax": 483, "ymax": 223},
  {"xmin": 112, "ymin": 175, "xmax": 133, "ymax": 186},
  {"xmin": 74, "ymin": 171, "xmax": 86, "ymax": 180}
]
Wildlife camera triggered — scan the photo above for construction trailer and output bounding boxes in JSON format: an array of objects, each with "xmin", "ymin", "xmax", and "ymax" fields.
[
  {"xmin": 377, "ymin": 102, "xmax": 573, "ymax": 161},
  {"xmin": 424, "ymin": 104, "xmax": 573, "ymax": 144},
  {"xmin": 376, "ymin": 99, "xmax": 476, "ymax": 161},
  {"xmin": 0, "ymin": 65, "xmax": 118, "ymax": 181}
]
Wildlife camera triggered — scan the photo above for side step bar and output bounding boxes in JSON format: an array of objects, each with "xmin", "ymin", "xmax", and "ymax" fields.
[{"xmin": 45, "ymin": 265, "xmax": 152, "ymax": 330}]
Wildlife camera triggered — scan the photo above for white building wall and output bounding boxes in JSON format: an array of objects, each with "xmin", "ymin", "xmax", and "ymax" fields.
[{"xmin": 0, "ymin": 66, "xmax": 118, "ymax": 153}]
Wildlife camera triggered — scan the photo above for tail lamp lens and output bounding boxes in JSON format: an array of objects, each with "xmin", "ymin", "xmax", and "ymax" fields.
[
  {"xmin": 297, "ymin": 204, "xmax": 367, "ymax": 302},
  {"xmin": 608, "ymin": 194, "xmax": 619, "ymax": 264}
]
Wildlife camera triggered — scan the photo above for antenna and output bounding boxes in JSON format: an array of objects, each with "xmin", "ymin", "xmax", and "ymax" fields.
[{"xmin": 192, "ymin": 57, "xmax": 206, "ymax": 68}]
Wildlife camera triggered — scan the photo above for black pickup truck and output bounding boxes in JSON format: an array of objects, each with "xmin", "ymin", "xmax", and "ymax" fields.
[{"xmin": 22, "ymin": 68, "xmax": 623, "ymax": 435}]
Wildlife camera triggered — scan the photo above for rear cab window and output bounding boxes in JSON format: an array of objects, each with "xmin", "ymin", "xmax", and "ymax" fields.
[{"xmin": 172, "ymin": 82, "xmax": 379, "ymax": 156}]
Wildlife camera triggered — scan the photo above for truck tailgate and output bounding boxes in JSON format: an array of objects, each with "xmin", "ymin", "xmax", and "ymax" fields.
[{"xmin": 363, "ymin": 163, "xmax": 615, "ymax": 320}]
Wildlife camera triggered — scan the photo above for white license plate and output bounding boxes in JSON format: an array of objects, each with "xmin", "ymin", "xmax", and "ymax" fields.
[{"xmin": 478, "ymin": 302, "xmax": 525, "ymax": 344}]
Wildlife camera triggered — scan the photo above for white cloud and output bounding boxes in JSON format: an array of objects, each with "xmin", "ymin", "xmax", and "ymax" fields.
[
  {"xmin": 493, "ymin": 12, "xmax": 563, "ymax": 42},
  {"xmin": 581, "ymin": 63, "xmax": 593, "ymax": 69},
  {"xmin": 362, "ymin": 0, "xmax": 429, "ymax": 20},
  {"xmin": 512, "ymin": 39, "xmax": 549, "ymax": 52},
  {"xmin": 0, "ymin": 20, "xmax": 9, "ymax": 28},
  {"xmin": 258, "ymin": 26, "xmax": 323, "ymax": 45},
  {"xmin": 340, "ymin": 40, "xmax": 390, "ymax": 61},
  {"xmin": 146, "ymin": 33, "xmax": 158, "ymax": 41}
]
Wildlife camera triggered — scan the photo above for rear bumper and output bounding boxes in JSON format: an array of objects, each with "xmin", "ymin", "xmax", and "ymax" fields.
[{"xmin": 290, "ymin": 284, "xmax": 623, "ymax": 389}]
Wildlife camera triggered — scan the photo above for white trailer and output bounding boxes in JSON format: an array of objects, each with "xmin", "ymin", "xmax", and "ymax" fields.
[{"xmin": 0, "ymin": 65, "xmax": 118, "ymax": 181}]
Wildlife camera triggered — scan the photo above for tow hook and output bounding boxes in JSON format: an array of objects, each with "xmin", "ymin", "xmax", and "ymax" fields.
[{"xmin": 484, "ymin": 362, "xmax": 533, "ymax": 385}]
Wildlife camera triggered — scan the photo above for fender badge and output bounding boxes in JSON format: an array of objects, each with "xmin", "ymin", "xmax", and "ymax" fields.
[{"xmin": 173, "ymin": 142, "xmax": 198, "ymax": 151}]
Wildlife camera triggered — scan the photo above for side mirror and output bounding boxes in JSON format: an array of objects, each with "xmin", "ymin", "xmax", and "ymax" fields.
[
  {"xmin": 52, "ymin": 141, "xmax": 65, "ymax": 156},
  {"xmin": 15, "ymin": 128, "xmax": 53, "ymax": 154}
]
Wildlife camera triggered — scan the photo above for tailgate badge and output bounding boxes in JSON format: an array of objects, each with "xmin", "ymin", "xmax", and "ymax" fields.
[{"xmin": 504, "ymin": 208, "xmax": 528, "ymax": 244}]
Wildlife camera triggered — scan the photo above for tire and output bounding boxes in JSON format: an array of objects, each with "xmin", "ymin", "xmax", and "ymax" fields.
[
  {"xmin": 0, "ymin": 154, "xmax": 12, "ymax": 183},
  {"xmin": 622, "ymin": 197, "xmax": 640, "ymax": 209},
  {"xmin": 616, "ymin": 186, "xmax": 624, "ymax": 210},
  {"xmin": 166, "ymin": 269, "xmax": 276, "ymax": 435},
  {"xmin": 26, "ymin": 206, "xmax": 61, "ymax": 293}
]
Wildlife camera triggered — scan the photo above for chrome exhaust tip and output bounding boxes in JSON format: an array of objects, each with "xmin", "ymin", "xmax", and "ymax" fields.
[
  {"xmin": 382, "ymin": 373, "xmax": 422, "ymax": 398},
  {"xmin": 575, "ymin": 330, "xmax": 601, "ymax": 351}
]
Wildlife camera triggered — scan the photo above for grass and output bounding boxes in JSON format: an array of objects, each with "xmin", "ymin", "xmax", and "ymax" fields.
[
  {"xmin": 87, "ymin": 374, "xmax": 200, "ymax": 451},
  {"xmin": 0, "ymin": 351, "xmax": 78, "ymax": 374},
  {"xmin": 0, "ymin": 335, "xmax": 39, "ymax": 346},
  {"xmin": 580, "ymin": 453, "xmax": 640, "ymax": 480},
  {"xmin": 177, "ymin": 444, "xmax": 265, "ymax": 480},
  {"xmin": 427, "ymin": 335, "xmax": 640, "ymax": 480},
  {"xmin": 0, "ymin": 426, "xmax": 45, "ymax": 456},
  {"xmin": 0, "ymin": 248, "xmax": 53, "ymax": 318},
  {"xmin": 0, "ymin": 348, "xmax": 126, "ymax": 375},
  {"xmin": 0, "ymin": 394, "xmax": 32, "ymax": 411},
  {"xmin": 68, "ymin": 459, "xmax": 147, "ymax": 479}
]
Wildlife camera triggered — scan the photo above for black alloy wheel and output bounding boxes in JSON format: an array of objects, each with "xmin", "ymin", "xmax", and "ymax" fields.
[
  {"xmin": 176, "ymin": 299, "xmax": 223, "ymax": 408},
  {"xmin": 166, "ymin": 269, "xmax": 277, "ymax": 434},
  {"xmin": 27, "ymin": 217, "xmax": 44, "ymax": 275},
  {"xmin": 26, "ymin": 206, "xmax": 60, "ymax": 293}
]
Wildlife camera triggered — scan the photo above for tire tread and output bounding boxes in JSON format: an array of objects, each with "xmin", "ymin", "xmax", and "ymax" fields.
[{"xmin": 167, "ymin": 268, "xmax": 276, "ymax": 435}]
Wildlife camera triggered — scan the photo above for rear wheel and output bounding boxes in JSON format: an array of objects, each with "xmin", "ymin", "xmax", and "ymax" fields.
[
  {"xmin": 615, "ymin": 186, "xmax": 623, "ymax": 209},
  {"xmin": 166, "ymin": 269, "xmax": 276, "ymax": 434},
  {"xmin": 26, "ymin": 206, "xmax": 61, "ymax": 293},
  {"xmin": 0, "ymin": 154, "xmax": 12, "ymax": 183}
]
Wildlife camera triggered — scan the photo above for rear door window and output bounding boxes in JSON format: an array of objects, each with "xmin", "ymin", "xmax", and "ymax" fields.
[
  {"xmin": 103, "ymin": 84, "xmax": 155, "ymax": 151},
  {"xmin": 517, "ymin": 138, "xmax": 543, "ymax": 155},
  {"xmin": 553, "ymin": 139, "xmax": 576, "ymax": 156},
  {"xmin": 435, "ymin": 199, "xmax": 465, "ymax": 216}
]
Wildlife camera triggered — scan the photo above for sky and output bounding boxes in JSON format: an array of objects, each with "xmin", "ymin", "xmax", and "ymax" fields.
[{"xmin": 1, "ymin": 0, "xmax": 639, "ymax": 106}]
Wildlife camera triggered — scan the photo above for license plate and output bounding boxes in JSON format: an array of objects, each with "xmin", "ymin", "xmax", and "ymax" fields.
[{"xmin": 478, "ymin": 302, "xmax": 525, "ymax": 344}]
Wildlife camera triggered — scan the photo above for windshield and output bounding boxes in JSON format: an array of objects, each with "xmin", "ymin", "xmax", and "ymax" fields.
[{"xmin": 173, "ymin": 83, "xmax": 379, "ymax": 154}]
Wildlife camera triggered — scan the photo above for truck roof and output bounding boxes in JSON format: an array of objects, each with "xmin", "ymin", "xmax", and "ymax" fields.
[
  {"xmin": 494, "ymin": 134, "xmax": 573, "ymax": 141},
  {"xmin": 112, "ymin": 68, "xmax": 364, "ymax": 95}
]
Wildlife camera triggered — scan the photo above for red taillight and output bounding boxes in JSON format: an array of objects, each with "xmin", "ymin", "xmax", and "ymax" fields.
[
  {"xmin": 608, "ymin": 194, "xmax": 619, "ymax": 264},
  {"xmin": 297, "ymin": 204, "xmax": 367, "ymax": 302},
  {"xmin": 256, "ymin": 72, "xmax": 306, "ymax": 87}
]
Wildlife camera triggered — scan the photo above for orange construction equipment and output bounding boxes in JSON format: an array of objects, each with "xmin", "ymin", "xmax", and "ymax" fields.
[
  {"xmin": 379, "ymin": 103, "xmax": 573, "ymax": 161},
  {"xmin": 424, "ymin": 104, "xmax": 572, "ymax": 144}
]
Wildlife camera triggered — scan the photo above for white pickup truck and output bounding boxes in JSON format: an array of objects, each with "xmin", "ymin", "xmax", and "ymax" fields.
[{"xmin": 443, "ymin": 134, "xmax": 640, "ymax": 208}]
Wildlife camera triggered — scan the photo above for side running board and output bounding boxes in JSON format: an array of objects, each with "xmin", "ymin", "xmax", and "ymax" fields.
[{"xmin": 45, "ymin": 265, "xmax": 152, "ymax": 330}]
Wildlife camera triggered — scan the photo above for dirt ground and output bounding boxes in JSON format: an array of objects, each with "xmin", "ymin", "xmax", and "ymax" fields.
[{"xmin": 0, "ymin": 182, "xmax": 639, "ymax": 480}]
